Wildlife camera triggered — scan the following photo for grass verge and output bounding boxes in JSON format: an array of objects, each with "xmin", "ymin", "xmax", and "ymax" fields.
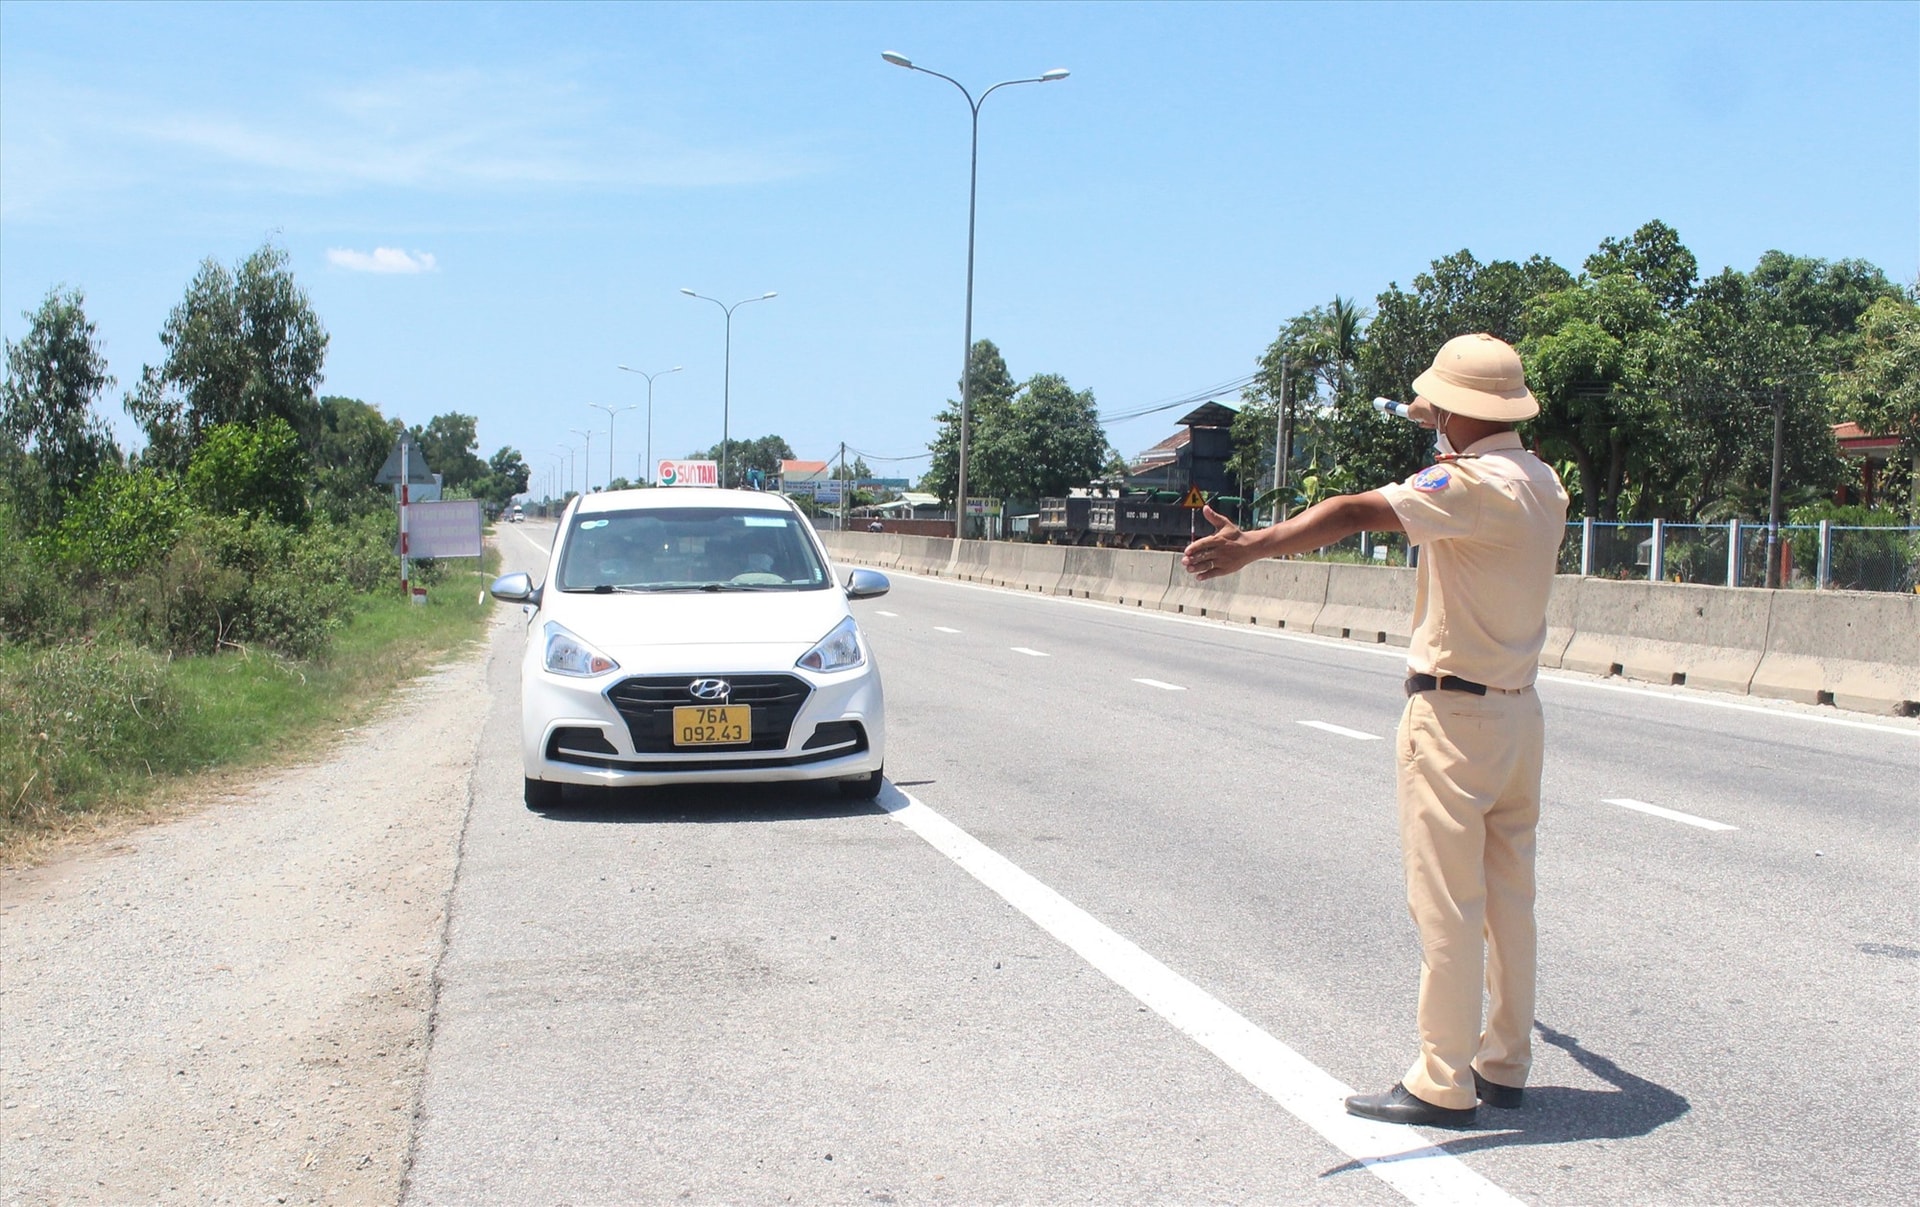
[{"xmin": 1, "ymin": 547, "xmax": 501, "ymax": 863}]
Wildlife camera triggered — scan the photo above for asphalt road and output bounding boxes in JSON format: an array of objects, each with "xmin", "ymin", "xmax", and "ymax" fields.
[{"xmin": 404, "ymin": 522, "xmax": 1919, "ymax": 1205}]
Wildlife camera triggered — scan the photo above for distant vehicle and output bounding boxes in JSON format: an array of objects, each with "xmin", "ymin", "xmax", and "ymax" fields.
[
  {"xmin": 510, "ymin": 505, "xmax": 525, "ymax": 523},
  {"xmin": 488, "ymin": 487, "xmax": 888, "ymax": 808}
]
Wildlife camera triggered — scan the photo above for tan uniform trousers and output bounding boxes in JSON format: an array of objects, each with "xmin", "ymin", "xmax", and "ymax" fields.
[{"xmin": 1395, "ymin": 686, "xmax": 1544, "ymax": 1110}]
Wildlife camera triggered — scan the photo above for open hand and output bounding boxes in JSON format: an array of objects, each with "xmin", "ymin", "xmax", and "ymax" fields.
[{"xmin": 1181, "ymin": 505, "xmax": 1256, "ymax": 581}]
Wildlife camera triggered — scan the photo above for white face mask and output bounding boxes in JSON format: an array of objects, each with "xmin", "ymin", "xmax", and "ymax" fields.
[{"xmin": 1434, "ymin": 413, "xmax": 1456, "ymax": 458}]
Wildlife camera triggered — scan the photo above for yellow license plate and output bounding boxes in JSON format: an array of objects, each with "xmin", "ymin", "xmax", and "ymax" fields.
[{"xmin": 672, "ymin": 705, "xmax": 752, "ymax": 746}]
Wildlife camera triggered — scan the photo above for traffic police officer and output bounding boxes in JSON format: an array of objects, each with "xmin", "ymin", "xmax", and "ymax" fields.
[{"xmin": 1182, "ymin": 333, "xmax": 1568, "ymax": 1127}]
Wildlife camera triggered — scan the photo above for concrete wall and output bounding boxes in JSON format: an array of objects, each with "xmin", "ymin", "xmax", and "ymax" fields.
[{"xmin": 818, "ymin": 532, "xmax": 1920, "ymax": 717}]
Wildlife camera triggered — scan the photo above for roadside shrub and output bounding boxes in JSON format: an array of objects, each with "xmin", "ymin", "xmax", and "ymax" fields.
[
  {"xmin": 0, "ymin": 639, "xmax": 180, "ymax": 820},
  {"xmin": 39, "ymin": 467, "xmax": 189, "ymax": 578},
  {"xmin": 186, "ymin": 418, "xmax": 310, "ymax": 526},
  {"xmin": 0, "ymin": 501, "xmax": 85, "ymax": 644}
]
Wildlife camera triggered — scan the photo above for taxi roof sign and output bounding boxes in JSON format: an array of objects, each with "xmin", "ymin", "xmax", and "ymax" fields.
[{"xmin": 1179, "ymin": 485, "xmax": 1208, "ymax": 509}]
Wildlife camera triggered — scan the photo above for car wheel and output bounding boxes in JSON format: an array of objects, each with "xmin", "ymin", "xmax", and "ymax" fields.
[
  {"xmin": 524, "ymin": 777, "xmax": 562, "ymax": 810},
  {"xmin": 837, "ymin": 767, "xmax": 884, "ymax": 800}
]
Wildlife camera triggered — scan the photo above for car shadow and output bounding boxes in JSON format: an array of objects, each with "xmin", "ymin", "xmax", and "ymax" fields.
[
  {"xmin": 527, "ymin": 778, "xmax": 888, "ymax": 824},
  {"xmin": 1322, "ymin": 1021, "xmax": 1690, "ymax": 1175}
]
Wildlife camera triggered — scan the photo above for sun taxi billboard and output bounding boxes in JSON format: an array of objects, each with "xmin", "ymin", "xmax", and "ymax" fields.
[{"xmin": 657, "ymin": 459, "xmax": 719, "ymax": 487}]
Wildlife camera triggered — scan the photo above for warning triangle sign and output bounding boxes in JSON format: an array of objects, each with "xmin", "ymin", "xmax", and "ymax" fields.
[{"xmin": 1179, "ymin": 485, "xmax": 1207, "ymax": 509}]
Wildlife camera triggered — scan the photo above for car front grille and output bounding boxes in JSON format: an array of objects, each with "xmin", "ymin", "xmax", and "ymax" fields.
[{"xmin": 605, "ymin": 673, "xmax": 813, "ymax": 754}]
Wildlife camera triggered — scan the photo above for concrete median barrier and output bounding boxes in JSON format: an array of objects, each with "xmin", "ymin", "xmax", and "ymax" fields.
[
  {"xmin": 981, "ymin": 543, "xmax": 1067, "ymax": 593},
  {"xmin": 1539, "ymin": 576, "xmax": 1579, "ymax": 668},
  {"xmin": 1054, "ymin": 546, "xmax": 1175, "ymax": 607},
  {"xmin": 1558, "ymin": 579, "xmax": 1770, "ymax": 694},
  {"xmin": 1312, "ymin": 564, "xmax": 1417, "ymax": 646},
  {"xmin": 1159, "ymin": 559, "xmax": 1331, "ymax": 630},
  {"xmin": 950, "ymin": 539, "xmax": 993, "ymax": 582},
  {"xmin": 1752, "ymin": 589, "xmax": 1920, "ymax": 714}
]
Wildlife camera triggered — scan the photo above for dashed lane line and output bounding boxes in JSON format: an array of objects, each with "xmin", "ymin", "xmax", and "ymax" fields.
[
  {"xmin": 882, "ymin": 790, "xmax": 1523, "ymax": 1207},
  {"xmin": 881, "ymin": 570, "xmax": 1920, "ymax": 738},
  {"xmin": 1133, "ymin": 678, "xmax": 1187, "ymax": 691},
  {"xmin": 1298, "ymin": 720, "xmax": 1384, "ymax": 741},
  {"xmin": 933, "ymin": 626, "xmax": 962, "ymax": 634},
  {"xmin": 1601, "ymin": 797, "xmax": 1737, "ymax": 832},
  {"xmin": 1011, "ymin": 647, "xmax": 1049, "ymax": 657}
]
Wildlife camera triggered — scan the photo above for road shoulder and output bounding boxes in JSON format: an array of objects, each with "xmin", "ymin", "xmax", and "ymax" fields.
[{"xmin": 0, "ymin": 606, "xmax": 515, "ymax": 1204}]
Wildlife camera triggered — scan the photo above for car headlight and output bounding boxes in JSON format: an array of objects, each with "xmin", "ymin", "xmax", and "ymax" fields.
[
  {"xmin": 797, "ymin": 616, "xmax": 865, "ymax": 673},
  {"xmin": 543, "ymin": 621, "xmax": 619, "ymax": 677}
]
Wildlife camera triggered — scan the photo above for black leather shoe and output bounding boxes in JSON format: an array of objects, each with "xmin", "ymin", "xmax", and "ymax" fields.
[
  {"xmin": 1473, "ymin": 1069, "xmax": 1524, "ymax": 1109},
  {"xmin": 1344, "ymin": 1083, "xmax": 1478, "ymax": 1128}
]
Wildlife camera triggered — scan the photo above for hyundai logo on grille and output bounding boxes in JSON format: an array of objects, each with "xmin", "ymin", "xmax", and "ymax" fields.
[{"xmin": 688, "ymin": 678, "xmax": 731, "ymax": 701}]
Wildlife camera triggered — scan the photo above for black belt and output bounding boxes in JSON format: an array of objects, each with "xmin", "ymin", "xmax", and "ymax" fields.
[{"xmin": 1405, "ymin": 673, "xmax": 1487, "ymax": 697}]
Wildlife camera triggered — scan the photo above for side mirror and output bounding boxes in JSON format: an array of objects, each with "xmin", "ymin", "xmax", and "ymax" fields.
[
  {"xmin": 489, "ymin": 571, "xmax": 542, "ymax": 606},
  {"xmin": 844, "ymin": 568, "xmax": 890, "ymax": 600}
]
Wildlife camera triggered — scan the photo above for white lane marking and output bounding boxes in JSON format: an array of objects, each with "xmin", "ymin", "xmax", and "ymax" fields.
[
  {"xmin": 883, "ymin": 791, "xmax": 1521, "ymax": 1207},
  {"xmin": 883, "ymin": 570, "xmax": 1920, "ymax": 739},
  {"xmin": 1298, "ymin": 720, "xmax": 1384, "ymax": 741},
  {"xmin": 1133, "ymin": 678, "xmax": 1186, "ymax": 691},
  {"xmin": 875, "ymin": 610, "xmax": 899, "ymax": 617},
  {"xmin": 1601, "ymin": 797, "xmax": 1737, "ymax": 832},
  {"xmin": 1011, "ymin": 647, "xmax": 1049, "ymax": 657},
  {"xmin": 509, "ymin": 524, "xmax": 552, "ymax": 555},
  {"xmin": 934, "ymin": 626, "xmax": 962, "ymax": 634}
]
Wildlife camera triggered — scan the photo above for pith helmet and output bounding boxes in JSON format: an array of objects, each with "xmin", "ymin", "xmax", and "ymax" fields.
[{"xmin": 1412, "ymin": 333, "xmax": 1539, "ymax": 422}]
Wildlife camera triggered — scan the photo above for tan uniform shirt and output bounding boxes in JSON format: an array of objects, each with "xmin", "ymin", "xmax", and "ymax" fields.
[{"xmin": 1378, "ymin": 432, "xmax": 1569, "ymax": 690}]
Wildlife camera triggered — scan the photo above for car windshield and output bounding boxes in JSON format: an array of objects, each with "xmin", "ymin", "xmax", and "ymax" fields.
[{"xmin": 555, "ymin": 507, "xmax": 830, "ymax": 592}]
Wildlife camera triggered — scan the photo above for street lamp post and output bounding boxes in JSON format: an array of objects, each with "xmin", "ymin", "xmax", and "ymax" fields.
[
  {"xmin": 569, "ymin": 429, "xmax": 596, "ymax": 493},
  {"xmin": 617, "ymin": 364, "xmax": 684, "ymax": 484},
  {"xmin": 557, "ymin": 444, "xmax": 577, "ymax": 497},
  {"xmin": 680, "ymin": 289, "xmax": 777, "ymax": 488},
  {"xmin": 883, "ymin": 50, "xmax": 1068, "ymax": 538},
  {"xmin": 588, "ymin": 403, "xmax": 638, "ymax": 488}
]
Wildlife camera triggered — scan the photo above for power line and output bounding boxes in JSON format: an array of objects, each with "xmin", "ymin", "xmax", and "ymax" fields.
[{"xmin": 1096, "ymin": 371, "xmax": 1261, "ymax": 424}]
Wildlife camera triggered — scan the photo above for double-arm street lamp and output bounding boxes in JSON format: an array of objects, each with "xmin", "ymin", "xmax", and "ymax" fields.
[
  {"xmin": 680, "ymin": 288, "xmax": 777, "ymax": 488},
  {"xmin": 882, "ymin": 50, "xmax": 1068, "ymax": 536},
  {"xmin": 616, "ymin": 363, "xmax": 684, "ymax": 485},
  {"xmin": 555, "ymin": 445, "xmax": 576, "ymax": 498},
  {"xmin": 588, "ymin": 402, "xmax": 638, "ymax": 488}
]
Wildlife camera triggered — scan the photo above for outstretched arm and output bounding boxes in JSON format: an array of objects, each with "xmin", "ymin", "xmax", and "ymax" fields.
[{"xmin": 1181, "ymin": 492, "xmax": 1403, "ymax": 581}]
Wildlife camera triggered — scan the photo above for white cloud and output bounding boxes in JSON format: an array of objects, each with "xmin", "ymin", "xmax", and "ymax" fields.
[{"xmin": 327, "ymin": 247, "xmax": 438, "ymax": 274}]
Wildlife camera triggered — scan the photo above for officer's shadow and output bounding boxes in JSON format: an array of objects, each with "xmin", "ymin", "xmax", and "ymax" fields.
[{"xmin": 1327, "ymin": 1021, "xmax": 1689, "ymax": 1173}]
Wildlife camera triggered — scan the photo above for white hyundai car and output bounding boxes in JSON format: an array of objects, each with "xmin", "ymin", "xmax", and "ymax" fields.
[{"xmin": 489, "ymin": 488, "xmax": 888, "ymax": 808}]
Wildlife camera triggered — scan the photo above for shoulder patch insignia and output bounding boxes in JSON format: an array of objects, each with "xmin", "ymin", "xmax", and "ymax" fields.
[{"xmin": 1412, "ymin": 466, "xmax": 1452, "ymax": 493}]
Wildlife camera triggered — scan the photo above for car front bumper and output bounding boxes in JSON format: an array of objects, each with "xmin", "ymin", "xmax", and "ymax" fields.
[{"xmin": 520, "ymin": 655, "xmax": 885, "ymax": 789}]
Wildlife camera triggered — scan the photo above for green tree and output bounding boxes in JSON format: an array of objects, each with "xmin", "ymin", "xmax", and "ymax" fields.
[
  {"xmin": 313, "ymin": 395, "xmax": 402, "ymax": 517},
  {"xmin": 1521, "ymin": 271, "xmax": 1676, "ymax": 520},
  {"xmin": 1, "ymin": 286, "xmax": 120, "ymax": 525},
  {"xmin": 1667, "ymin": 268, "xmax": 1844, "ymax": 523},
  {"xmin": 409, "ymin": 412, "xmax": 487, "ymax": 488},
  {"xmin": 472, "ymin": 446, "xmax": 532, "ymax": 509},
  {"xmin": 1585, "ymin": 219, "xmax": 1698, "ymax": 314},
  {"xmin": 124, "ymin": 243, "xmax": 329, "ymax": 468},
  {"xmin": 185, "ymin": 418, "xmax": 311, "ymax": 526},
  {"xmin": 1832, "ymin": 295, "xmax": 1920, "ymax": 518},
  {"xmin": 969, "ymin": 373, "xmax": 1109, "ymax": 503},
  {"xmin": 690, "ymin": 434, "xmax": 794, "ymax": 486},
  {"xmin": 1745, "ymin": 252, "xmax": 1900, "ymax": 351},
  {"xmin": 922, "ymin": 340, "xmax": 1018, "ymax": 504}
]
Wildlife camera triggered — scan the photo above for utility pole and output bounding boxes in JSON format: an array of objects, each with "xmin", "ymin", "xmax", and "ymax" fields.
[
  {"xmin": 839, "ymin": 441, "xmax": 849, "ymax": 531},
  {"xmin": 1274, "ymin": 353, "xmax": 1291, "ymax": 524}
]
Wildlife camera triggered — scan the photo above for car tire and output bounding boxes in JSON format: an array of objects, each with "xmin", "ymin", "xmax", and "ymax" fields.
[
  {"xmin": 837, "ymin": 767, "xmax": 884, "ymax": 800},
  {"xmin": 524, "ymin": 777, "xmax": 562, "ymax": 810}
]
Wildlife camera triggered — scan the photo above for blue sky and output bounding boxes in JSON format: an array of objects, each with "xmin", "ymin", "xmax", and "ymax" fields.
[{"xmin": 3, "ymin": 0, "xmax": 1915, "ymax": 497}]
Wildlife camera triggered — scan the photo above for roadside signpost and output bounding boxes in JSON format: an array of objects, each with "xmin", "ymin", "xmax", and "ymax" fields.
[{"xmin": 377, "ymin": 436, "xmax": 439, "ymax": 599}]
